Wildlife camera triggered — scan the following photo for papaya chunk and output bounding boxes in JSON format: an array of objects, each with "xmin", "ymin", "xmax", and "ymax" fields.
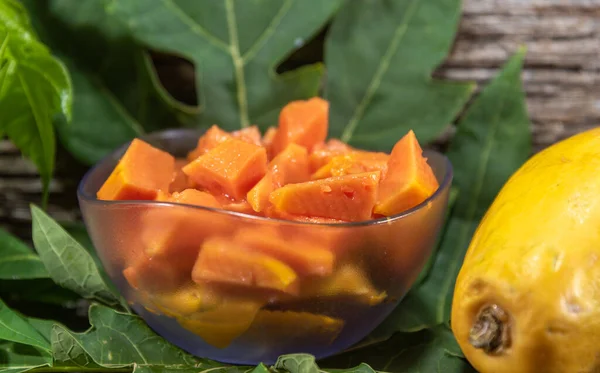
[
  {"xmin": 183, "ymin": 138, "xmax": 268, "ymax": 200},
  {"xmin": 245, "ymin": 310, "xmax": 344, "ymax": 346},
  {"xmin": 167, "ymin": 189, "xmax": 221, "ymax": 209},
  {"xmin": 374, "ymin": 130, "xmax": 439, "ymax": 216},
  {"xmin": 123, "ymin": 253, "xmax": 188, "ymax": 294},
  {"xmin": 234, "ymin": 227, "xmax": 335, "ymax": 276},
  {"xmin": 269, "ymin": 171, "xmax": 381, "ymax": 222},
  {"xmin": 175, "ymin": 296, "xmax": 264, "ymax": 349},
  {"xmin": 312, "ymin": 151, "xmax": 389, "ymax": 180},
  {"xmin": 309, "ymin": 139, "xmax": 354, "ymax": 173},
  {"xmin": 148, "ymin": 283, "xmax": 221, "ymax": 317},
  {"xmin": 262, "ymin": 126, "xmax": 277, "ymax": 154},
  {"xmin": 187, "ymin": 125, "xmax": 231, "ymax": 161},
  {"xmin": 192, "ymin": 236, "xmax": 299, "ymax": 295},
  {"xmin": 271, "ymin": 97, "xmax": 329, "ymax": 157},
  {"xmin": 221, "ymin": 199, "xmax": 260, "ymax": 216},
  {"xmin": 247, "ymin": 143, "xmax": 310, "ymax": 213},
  {"xmin": 169, "ymin": 158, "xmax": 194, "ymax": 193},
  {"xmin": 97, "ymin": 138, "xmax": 175, "ymax": 201},
  {"xmin": 301, "ymin": 264, "xmax": 387, "ymax": 306},
  {"xmin": 232, "ymin": 125, "xmax": 262, "ymax": 146}
]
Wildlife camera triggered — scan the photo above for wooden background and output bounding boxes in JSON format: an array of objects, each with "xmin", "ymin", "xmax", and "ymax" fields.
[{"xmin": 1, "ymin": 0, "xmax": 599, "ymax": 240}]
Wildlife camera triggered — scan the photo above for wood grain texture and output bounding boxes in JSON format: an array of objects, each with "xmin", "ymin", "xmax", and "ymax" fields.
[{"xmin": 1, "ymin": 0, "xmax": 599, "ymax": 239}]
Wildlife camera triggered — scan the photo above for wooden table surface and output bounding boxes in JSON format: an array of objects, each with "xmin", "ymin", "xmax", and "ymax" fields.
[{"xmin": 1, "ymin": 0, "xmax": 599, "ymax": 240}]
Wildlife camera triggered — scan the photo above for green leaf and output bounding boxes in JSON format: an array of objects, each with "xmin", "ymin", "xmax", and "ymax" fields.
[
  {"xmin": 320, "ymin": 325, "xmax": 474, "ymax": 373},
  {"xmin": 19, "ymin": 0, "xmax": 191, "ymax": 166},
  {"xmin": 107, "ymin": 0, "xmax": 343, "ymax": 130},
  {"xmin": 0, "ymin": 0, "xmax": 72, "ymax": 205},
  {"xmin": 0, "ymin": 229, "xmax": 48, "ymax": 280},
  {"xmin": 274, "ymin": 354, "xmax": 319, "ymax": 373},
  {"xmin": 0, "ymin": 341, "xmax": 51, "ymax": 373},
  {"xmin": 30, "ymin": 204, "xmax": 122, "ymax": 307},
  {"xmin": 324, "ymin": 0, "xmax": 475, "ymax": 150},
  {"xmin": 0, "ymin": 298, "xmax": 50, "ymax": 354},
  {"xmin": 370, "ymin": 48, "xmax": 532, "ymax": 334},
  {"xmin": 51, "ymin": 304, "xmax": 209, "ymax": 369}
]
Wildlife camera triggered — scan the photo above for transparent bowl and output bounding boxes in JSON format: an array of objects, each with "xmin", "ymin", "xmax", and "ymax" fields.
[{"xmin": 77, "ymin": 129, "xmax": 453, "ymax": 365}]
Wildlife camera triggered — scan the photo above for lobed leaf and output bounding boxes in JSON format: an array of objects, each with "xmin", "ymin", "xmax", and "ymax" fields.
[
  {"xmin": 107, "ymin": 0, "xmax": 343, "ymax": 130},
  {"xmin": 324, "ymin": 0, "xmax": 475, "ymax": 151}
]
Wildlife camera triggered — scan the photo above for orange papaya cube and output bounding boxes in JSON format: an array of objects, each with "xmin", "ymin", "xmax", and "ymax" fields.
[
  {"xmin": 221, "ymin": 199, "xmax": 260, "ymax": 216},
  {"xmin": 247, "ymin": 143, "xmax": 310, "ymax": 212},
  {"xmin": 192, "ymin": 236, "xmax": 299, "ymax": 295},
  {"xmin": 234, "ymin": 227, "xmax": 334, "ymax": 277},
  {"xmin": 122, "ymin": 253, "xmax": 188, "ymax": 293},
  {"xmin": 169, "ymin": 158, "xmax": 193, "ymax": 193},
  {"xmin": 232, "ymin": 125, "xmax": 262, "ymax": 146},
  {"xmin": 182, "ymin": 138, "xmax": 268, "ymax": 200},
  {"xmin": 312, "ymin": 152, "xmax": 389, "ymax": 180},
  {"xmin": 269, "ymin": 171, "xmax": 381, "ymax": 222},
  {"xmin": 168, "ymin": 189, "xmax": 221, "ymax": 209},
  {"xmin": 97, "ymin": 138, "xmax": 175, "ymax": 201},
  {"xmin": 262, "ymin": 126, "xmax": 277, "ymax": 150},
  {"xmin": 309, "ymin": 139, "xmax": 354, "ymax": 173},
  {"xmin": 271, "ymin": 97, "xmax": 329, "ymax": 156},
  {"xmin": 187, "ymin": 125, "xmax": 232, "ymax": 161},
  {"xmin": 374, "ymin": 130, "xmax": 439, "ymax": 216}
]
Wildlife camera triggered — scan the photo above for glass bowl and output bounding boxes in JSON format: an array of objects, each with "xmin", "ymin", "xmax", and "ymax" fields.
[{"xmin": 77, "ymin": 129, "xmax": 453, "ymax": 365}]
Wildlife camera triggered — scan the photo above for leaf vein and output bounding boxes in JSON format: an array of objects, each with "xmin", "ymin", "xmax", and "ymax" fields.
[{"xmin": 225, "ymin": 0, "xmax": 249, "ymax": 128}]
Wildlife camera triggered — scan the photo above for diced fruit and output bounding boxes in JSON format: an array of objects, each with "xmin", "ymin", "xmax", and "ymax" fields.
[
  {"xmin": 269, "ymin": 171, "xmax": 381, "ymax": 222},
  {"xmin": 148, "ymin": 283, "xmax": 221, "ymax": 317},
  {"xmin": 221, "ymin": 200, "xmax": 259, "ymax": 215},
  {"xmin": 187, "ymin": 125, "xmax": 232, "ymax": 161},
  {"xmin": 312, "ymin": 151, "xmax": 389, "ymax": 180},
  {"xmin": 301, "ymin": 264, "xmax": 387, "ymax": 306},
  {"xmin": 245, "ymin": 310, "xmax": 344, "ymax": 345},
  {"xmin": 183, "ymin": 138, "xmax": 268, "ymax": 200},
  {"xmin": 234, "ymin": 227, "xmax": 335, "ymax": 276},
  {"xmin": 192, "ymin": 236, "xmax": 299, "ymax": 295},
  {"xmin": 175, "ymin": 296, "xmax": 264, "ymax": 349},
  {"xmin": 262, "ymin": 126, "xmax": 277, "ymax": 155},
  {"xmin": 170, "ymin": 158, "xmax": 193, "ymax": 193},
  {"xmin": 271, "ymin": 97, "xmax": 329, "ymax": 156},
  {"xmin": 141, "ymin": 190, "xmax": 228, "ymax": 270},
  {"xmin": 123, "ymin": 254, "xmax": 188, "ymax": 293},
  {"xmin": 247, "ymin": 143, "xmax": 310, "ymax": 212},
  {"xmin": 309, "ymin": 139, "xmax": 354, "ymax": 172},
  {"xmin": 374, "ymin": 130, "xmax": 439, "ymax": 216},
  {"xmin": 97, "ymin": 139, "xmax": 175, "ymax": 201},
  {"xmin": 232, "ymin": 125, "xmax": 262, "ymax": 146}
]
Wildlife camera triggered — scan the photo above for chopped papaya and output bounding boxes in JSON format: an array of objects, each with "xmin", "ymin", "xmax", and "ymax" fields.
[
  {"xmin": 312, "ymin": 151, "xmax": 389, "ymax": 180},
  {"xmin": 247, "ymin": 143, "xmax": 310, "ymax": 212},
  {"xmin": 141, "ymin": 190, "xmax": 228, "ymax": 269},
  {"xmin": 221, "ymin": 199, "xmax": 260, "ymax": 216},
  {"xmin": 262, "ymin": 126, "xmax": 277, "ymax": 154},
  {"xmin": 169, "ymin": 158, "xmax": 194, "ymax": 193},
  {"xmin": 148, "ymin": 283, "xmax": 221, "ymax": 317},
  {"xmin": 175, "ymin": 296, "xmax": 264, "ymax": 349},
  {"xmin": 232, "ymin": 125, "xmax": 262, "ymax": 146},
  {"xmin": 271, "ymin": 97, "xmax": 329, "ymax": 156},
  {"xmin": 97, "ymin": 138, "xmax": 175, "ymax": 201},
  {"xmin": 192, "ymin": 236, "xmax": 299, "ymax": 295},
  {"xmin": 183, "ymin": 138, "xmax": 268, "ymax": 200},
  {"xmin": 374, "ymin": 130, "xmax": 439, "ymax": 216},
  {"xmin": 269, "ymin": 171, "xmax": 381, "ymax": 222},
  {"xmin": 309, "ymin": 139, "xmax": 354, "ymax": 173},
  {"xmin": 122, "ymin": 253, "xmax": 188, "ymax": 293},
  {"xmin": 245, "ymin": 310, "xmax": 344, "ymax": 346},
  {"xmin": 234, "ymin": 227, "xmax": 335, "ymax": 276},
  {"xmin": 301, "ymin": 264, "xmax": 387, "ymax": 306},
  {"xmin": 187, "ymin": 125, "xmax": 232, "ymax": 161}
]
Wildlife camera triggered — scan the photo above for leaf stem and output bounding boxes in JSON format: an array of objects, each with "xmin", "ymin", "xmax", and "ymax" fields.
[{"xmin": 225, "ymin": 0, "xmax": 250, "ymax": 128}]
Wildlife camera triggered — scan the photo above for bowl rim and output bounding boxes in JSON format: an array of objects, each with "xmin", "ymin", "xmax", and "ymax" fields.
[{"xmin": 77, "ymin": 128, "xmax": 454, "ymax": 227}]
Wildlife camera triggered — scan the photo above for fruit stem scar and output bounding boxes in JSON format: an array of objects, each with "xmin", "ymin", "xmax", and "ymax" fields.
[{"xmin": 469, "ymin": 304, "xmax": 511, "ymax": 354}]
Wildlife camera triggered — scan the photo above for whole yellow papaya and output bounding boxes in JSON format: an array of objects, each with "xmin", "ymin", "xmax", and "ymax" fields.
[{"xmin": 451, "ymin": 126, "xmax": 600, "ymax": 373}]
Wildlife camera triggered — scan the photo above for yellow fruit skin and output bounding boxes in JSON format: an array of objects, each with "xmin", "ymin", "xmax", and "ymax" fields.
[{"xmin": 451, "ymin": 127, "xmax": 600, "ymax": 373}]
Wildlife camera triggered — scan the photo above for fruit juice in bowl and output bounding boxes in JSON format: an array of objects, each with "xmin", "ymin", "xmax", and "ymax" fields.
[{"xmin": 77, "ymin": 98, "xmax": 453, "ymax": 365}]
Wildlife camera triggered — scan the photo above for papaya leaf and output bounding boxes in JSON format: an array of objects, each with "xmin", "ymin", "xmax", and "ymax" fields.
[
  {"xmin": 0, "ymin": 0, "xmax": 72, "ymax": 206},
  {"xmin": 367, "ymin": 48, "xmax": 532, "ymax": 335},
  {"xmin": 0, "ymin": 341, "xmax": 51, "ymax": 373},
  {"xmin": 274, "ymin": 354, "xmax": 320, "ymax": 373},
  {"xmin": 30, "ymin": 204, "xmax": 122, "ymax": 308},
  {"xmin": 320, "ymin": 325, "xmax": 475, "ymax": 373},
  {"xmin": 324, "ymin": 0, "xmax": 475, "ymax": 151},
  {"xmin": 107, "ymin": 0, "xmax": 343, "ymax": 130},
  {"xmin": 0, "ymin": 229, "xmax": 48, "ymax": 280},
  {"xmin": 20, "ymin": 0, "xmax": 191, "ymax": 166},
  {"xmin": 50, "ymin": 304, "xmax": 212, "ymax": 369},
  {"xmin": 0, "ymin": 298, "xmax": 51, "ymax": 355}
]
